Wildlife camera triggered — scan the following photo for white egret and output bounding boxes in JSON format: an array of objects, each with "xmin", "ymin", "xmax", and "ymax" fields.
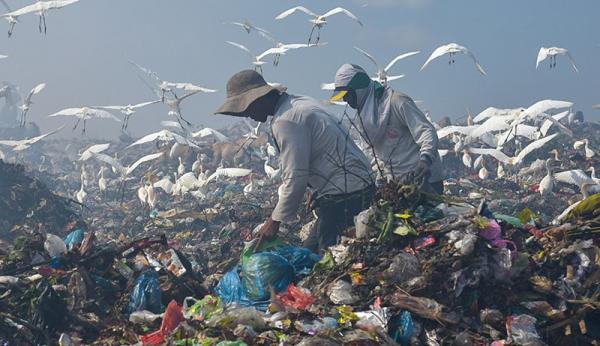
[
  {"xmin": 1, "ymin": 0, "xmax": 80, "ymax": 34},
  {"xmin": 127, "ymin": 129, "xmax": 199, "ymax": 150},
  {"xmin": 146, "ymin": 178, "xmax": 157, "ymax": 209},
  {"xmin": 98, "ymin": 167, "xmax": 107, "ymax": 194},
  {"xmin": 18, "ymin": 82, "xmax": 46, "ymax": 127},
  {"xmin": 96, "ymin": 100, "xmax": 160, "ymax": 130},
  {"xmin": 538, "ymin": 159, "xmax": 556, "ymax": 197},
  {"xmin": 536, "ymin": 47, "xmax": 578, "ymax": 72},
  {"xmin": 225, "ymin": 20, "xmax": 271, "ymax": 35},
  {"xmin": 137, "ymin": 178, "xmax": 148, "ymax": 207},
  {"xmin": 177, "ymin": 157, "xmax": 185, "ymax": 176},
  {"xmin": 421, "ymin": 43, "xmax": 486, "ymax": 75},
  {"xmin": 354, "ymin": 46, "xmax": 420, "ymax": 84},
  {"xmin": 0, "ymin": 125, "xmax": 64, "ymax": 151},
  {"xmin": 75, "ymin": 173, "xmax": 87, "ymax": 204},
  {"xmin": 192, "ymin": 128, "xmax": 229, "ymax": 143},
  {"xmin": 79, "ymin": 143, "xmax": 110, "ymax": 161},
  {"xmin": 275, "ymin": 6, "xmax": 362, "ymax": 44},
  {"xmin": 48, "ymin": 107, "xmax": 121, "ymax": 133},
  {"xmin": 0, "ymin": 0, "xmax": 18, "ymax": 37},
  {"xmin": 226, "ymin": 41, "xmax": 289, "ymax": 73}
]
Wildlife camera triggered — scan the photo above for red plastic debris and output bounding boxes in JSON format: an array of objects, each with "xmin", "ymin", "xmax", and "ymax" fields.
[
  {"xmin": 140, "ymin": 300, "xmax": 184, "ymax": 346},
  {"xmin": 277, "ymin": 284, "xmax": 315, "ymax": 310}
]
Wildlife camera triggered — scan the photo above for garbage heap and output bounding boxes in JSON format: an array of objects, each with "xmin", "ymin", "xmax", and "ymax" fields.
[
  {"xmin": 0, "ymin": 160, "xmax": 77, "ymax": 242},
  {"xmin": 1, "ymin": 175, "xmax": 599, "ymax": 345}
]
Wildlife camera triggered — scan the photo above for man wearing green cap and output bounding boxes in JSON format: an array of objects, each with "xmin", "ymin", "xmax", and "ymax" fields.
[
  {"xmin": 331, "ymin": 64, "xmax": 444, "ymax": 193},
  {"xmin": 215, "ymin": 70, "xmax": 374, "ymax": 252}
]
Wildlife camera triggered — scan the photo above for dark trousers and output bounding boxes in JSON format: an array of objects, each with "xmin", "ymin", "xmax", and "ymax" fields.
[{"xmin": 303, "ymin": 185, "xmax": 376, "ymax": 253}]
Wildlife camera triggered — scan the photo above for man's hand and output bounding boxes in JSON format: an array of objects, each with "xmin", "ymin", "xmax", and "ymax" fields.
[
  {"xmin": 257, "ymin": 217, "xmax": 280, "ymax": 239},
  {"xmin": 412, "ymin": 159, "xmax": 431, "ymax": 185}
]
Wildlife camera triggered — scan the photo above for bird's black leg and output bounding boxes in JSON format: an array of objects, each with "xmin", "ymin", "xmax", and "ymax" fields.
[
  {"xmin": 43, "ymin": 15, "xmax": 47, "ymax": 34},
  {"xmin": 73, "ymin": 118, "xmax": 81, "ymax": 130},
  {"xmin": 38, "ymin": 16, "xmax": 42, "ymax": 33},
  {"xmin": 308, "ymin": 25, "xmax": 316, "ymax": 45},
  {"xmin": 316, "ymin": 28, "xmax": 321, "ymax": 43}
]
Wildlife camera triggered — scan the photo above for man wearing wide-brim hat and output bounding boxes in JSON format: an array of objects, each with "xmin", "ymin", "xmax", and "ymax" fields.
[
  {"xmin": 331, "ymin": 63, "xmax": 444, "ymax": 193},
  {"xmin": 215, "ymin": 70, "xmax": 375, "ymax": 252}
]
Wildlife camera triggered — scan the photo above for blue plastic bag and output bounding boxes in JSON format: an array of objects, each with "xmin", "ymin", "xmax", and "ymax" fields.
[
  {"xmin": 241, "ymin": 252, "xmax": 294, "ymax": 301},
  {"xmin": 64, "ymin": 229, "xmax": 85, "ymax": 251},
  {"xmin": 215, "ymin": 267, "xmax": 270, "ymax": 310},
  {"xmin": 275, "ymin": 246, "xmax": 319, "ymax": 277},
  {"xmin": 128, "ymin": 270, "xmax": 163, "ymax": 314}
]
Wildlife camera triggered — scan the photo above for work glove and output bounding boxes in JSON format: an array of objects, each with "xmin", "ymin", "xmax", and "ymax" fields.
[{"xmin": 412, "ymin": 159, "xmax": 431, "ymax": 186}]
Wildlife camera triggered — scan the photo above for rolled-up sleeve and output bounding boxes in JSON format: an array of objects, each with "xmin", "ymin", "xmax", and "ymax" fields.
[
  {"xmin": 397, "ymin": 98, "xmax": 439, "ymax": 163},
  {"xmin": 271, "ymin": 119, "xmax": 311, "ymax": 222}
]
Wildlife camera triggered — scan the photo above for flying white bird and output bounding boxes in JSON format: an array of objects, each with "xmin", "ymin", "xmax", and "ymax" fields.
[
  {"xmin": 509, "ymin": 133, "xmax": 559, "ymax": 166},
  {"xmin": 0, "ymin": 53, "xmax": 6, "ymax": 58},
  {"xmin": 79, "ymin": 143, "xmax": 110, "ymax": 161},
  {"xmin": 593, "ymin": 104, "xmax": 600, "ymax": 109},
  {"xmin": 0, "ymin": 125, "xmax": 64, "ymax": 151},
  {"xmin": 204, "ymin": 167, "xmax": 252, "ymax": 185},
  {"xmin": 129, "ymin": 59, "xmax": 216, "ymax": 102},
  {"xmin": 48, "ymin": 107, "xmax": 121, "ymax": 133},
  {"xmin": 96, "ymin": 100, "xmax": 160, "ymax": 130},
  {"xmin": 153, "ymin": 176, "xmax": 175, "ymax": 195},
  {"xmin": 1, "ymin": 0, "xmax": 80, "ymax": 35},
  {"xmin": 192, "ymin": 128, "xmax": 229, "ymax": 143},
  {"xmin": 91, "ymin": 152, "xmax": 163, "ymax": 181},
  {"xmin": 18, "ymin": 83, "xmax": 46, "ymax": 127},
  {"xmin": 536, "ymin": 47, "xmax": 578, "ymax": 72},
  {"xmin": 275, "ymin": 6, "xmax": 362, "ymax": 44},
  {"xmin": 0, "ymin": 0, "xmax": 18, "ymax": 37},
  {"xmin": 224, "ymin": 20, "xmax": 271, "ymax": 35},
  {"xmin": 354, "ymin": 47, "xmax": 420, "ymax": 83},
  {"xmin": 420, "ymin": 43, "xmax": 486, "ymax": 75},
  {"xmin": 226, "ymin": 41, "xmax": 289, "ymax": 73},
  {"xmin": 127, "ymin": 129, "xmax": 199, "ymax": 149},
  {"xmin": 473, "ymin": 107, "xmax": 519, "ymax": 123}
]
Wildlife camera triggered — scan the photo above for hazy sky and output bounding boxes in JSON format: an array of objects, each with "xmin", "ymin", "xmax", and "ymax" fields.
[{"xmin": 1, "ymin": 0, "xmax": 598, "ymax": 139}]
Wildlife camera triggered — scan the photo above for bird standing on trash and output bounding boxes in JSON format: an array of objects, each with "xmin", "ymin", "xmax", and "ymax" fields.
[
  {"xmin": 331, "ymin": 64, "xmax": 444, "ymax": 194},
  {"xmin": 215, "ymin": 70, "xmax": 374, "ymax": 252}
]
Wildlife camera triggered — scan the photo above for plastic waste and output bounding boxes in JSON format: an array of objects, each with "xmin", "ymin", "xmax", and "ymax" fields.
[
  {"xmin": 0, "ymin": 275, "xmax": 21, "ymax": 286},
  {"xmin": 140, "ymin": 300, "xmax": 184, "ymax": 346},
  {"xmin": 128, "ymin": 270, "xmax": 163, "ymax": 314},
  {"xmin": 354, "ymin": 207, "xmax": 375, "ymax": 239},
  {"xmin": 129, "ymin": 310, "xmax": 163, "ymax": 324},
  {"xmin": 414, "ymin": 234, "xmax": 436, "ymax": 250},
  {"xmin": 157, "ymin": 249, "xmax": 187, "ymax": 277},
  {"xmin": 394, "ymin": 310, "xmax": 413, "ymax": 346},
  {"xmin": 183, "ymin": 295, "xmax": 223, "ymax": 321},
  {"xmin": 329, "ymin": 244, "xmax": 349, "ymax": 264},
  {"xmin": 241, "ymin": 252, "xmax": 294, "ymax": 301},
  {"xmin": 216, "ymin": 341, "xmax": 248, "ymax": 346},
  {"xmin": 506, "ymin": 314, "xmax": 545, "ymax": 346},
  {"xmin": 63, "ymin": 228, "xmax": 84, "ymax": 251},
  {"xmin": 329, "ymin": 280, "xmax": 358, "ymax": 305},
  {"xmin": 207, "ymin": 307, "xmax": 267, "ymax": 331},
  {"xmin": 390, "ymin": 292, "xmax": 460, "ymax": 325},
  {"xmin": 44, "ymin": 233, "xmax": 67, "ymax": 258},
  {"xmin": 355, "ymin": 307, "xmax": 390, "ymax": 332},
  {"xmin": 277, "ymin": 284, "xmax": 314, "ymax": 310},
  {"xmin": 382, "ymin": 252, "xmax": 421, "ymax": 285},
  {"xmin": 275, "ymin": 246, "xmax": 319, "ymax": 277},
  {"xmin": 295, "ymin": 317, "xmax": 338, "ymax": 335}
]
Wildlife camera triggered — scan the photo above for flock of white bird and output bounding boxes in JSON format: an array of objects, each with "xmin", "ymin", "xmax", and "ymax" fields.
[{"xmin": 0, "ymin": 3, "xmax": 598, "ymax": 221}]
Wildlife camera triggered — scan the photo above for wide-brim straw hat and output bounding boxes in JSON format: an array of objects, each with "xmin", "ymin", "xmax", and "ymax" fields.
[{"xmin": 214, "ymin": 70, "xmax": 285, "ymax": 116}]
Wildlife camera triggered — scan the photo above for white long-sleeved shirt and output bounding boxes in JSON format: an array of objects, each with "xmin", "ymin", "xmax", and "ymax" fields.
[
  {"xmin": 370, "ymin": 91, "xmax": 444, "ymax": 182},
  {"xmin": 270, "ymin": 94, "xmax": 373, "ymax": 222}
]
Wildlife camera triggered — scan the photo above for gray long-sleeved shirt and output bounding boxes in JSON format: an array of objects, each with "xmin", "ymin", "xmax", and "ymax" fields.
[
  {"xmin": 371, "ymin": 91, "xmax": 444, "ymax": 182},
  {"xmin": 270, "ymin": 94, "xmax": 373, "ymax": 223}
]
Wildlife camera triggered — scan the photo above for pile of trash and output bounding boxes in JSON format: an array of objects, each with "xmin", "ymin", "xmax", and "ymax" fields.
[
  {"xmin": 1, "ymin": 118, "xmax": 599, "ymax": 345},
  {"xmin": 0, "ymin": 160, "xmax": 77, "ymax": 242}
]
